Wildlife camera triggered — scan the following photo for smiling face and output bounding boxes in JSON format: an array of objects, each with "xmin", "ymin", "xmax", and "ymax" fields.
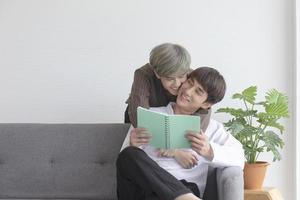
[
  {"xmin": 155, "ymin": 72, "xmax": 188, "ymax": 95},
  {"xmin": 175, "ymin": 78, "xmax": 212, "ymax": 114}
]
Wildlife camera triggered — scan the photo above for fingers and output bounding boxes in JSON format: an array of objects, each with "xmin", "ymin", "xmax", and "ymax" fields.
[
  {"xmin": 137, "ymin": 132, "xmax": 151, "ymax": 139},
  {"xmin": 174, "ymin": 150, "xmax": 198, "ymax": 169},
  {"xmin": 192, "ymin": 153, "xmax": 199, "ymax": 162},
  {"xmin": 132, "ymin": 128, "xmax": 151, "ymax": 136},
  {"xmin": 187, "ymin": 135, "xmax": 207, "ymax": 151},
  {"xmin": 185, "ymin": 130, "xmax": 212, "ymax": 159},
  {"xmin": 191, "ymin": 153, "xmax": 198, "ymax": 165},
  {"xmin": 191, "ymin": 141, "xmax": 213, "ymax": 160},
  {"xmin": 190, "ymin": 142, "xmax": 204, "ymax": 155},
  {"xmin": 158, "ymin": 149, "xmax": 176, "ymax": 157},
  {"xmin": 185, "ymin": 155, "xmax": 198, "ymax": 169},
  {"xmin": 183, "ymin": 157, "xmax": 198, "ymax": 169},
  {"xmin": 186, "ymin": 131, "xmax": 208, "ymax": 146},
  {"xmin": 186, "ymin": 131, "xmax": 206, "ymax": 141},
  {"xmin": 130, "ymin": 127, "xmax": 152, "ymax": 147}
]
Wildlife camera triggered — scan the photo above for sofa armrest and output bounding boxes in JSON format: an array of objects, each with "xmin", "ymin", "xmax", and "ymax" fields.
[{"xmin": 216, "ymin": 166, "xmax": 244, "ymax": 200}]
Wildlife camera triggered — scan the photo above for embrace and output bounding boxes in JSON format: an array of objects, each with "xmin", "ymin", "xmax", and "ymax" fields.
[{"xmin": 118, "ymin": 43, "xmax": 244, "ymax": 200}]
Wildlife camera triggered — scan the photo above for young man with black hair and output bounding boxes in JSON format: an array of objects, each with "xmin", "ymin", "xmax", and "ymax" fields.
[{"xmin": 117, "ymin": 67, "xmax": 244, "ymax": 200}]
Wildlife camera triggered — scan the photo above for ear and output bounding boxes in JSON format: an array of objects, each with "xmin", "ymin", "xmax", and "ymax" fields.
[
  {"xmin": 154, "ymin": 70, "xmax": 161, "ymax": 79},
  {"xmin": 201, "ymin": 102, "xmax": 213, "ymax": 110}
]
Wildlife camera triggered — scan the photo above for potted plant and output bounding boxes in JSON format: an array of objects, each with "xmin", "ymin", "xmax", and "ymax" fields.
[{"xmin": 216, "ymin": 86, "xmax": 289, "ymax": 189}]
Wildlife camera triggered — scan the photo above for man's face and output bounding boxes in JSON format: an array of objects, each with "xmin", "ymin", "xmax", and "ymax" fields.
[
  {"xmin": 176, "ymin": 78, "xmax": 212, "ymax": 113},
  {"xmin": 158, "ymin": 73, "xmax": 188, "ymax": 95}
]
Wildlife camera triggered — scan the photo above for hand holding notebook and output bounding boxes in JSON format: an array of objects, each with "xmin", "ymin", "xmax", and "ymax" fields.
[
  {"xmin": 137, "ymin": 107, "xmax": 201, "ymax": 149},
  {"xmin": 130, "ymin": 127, "xmax": 152, "ymax": 147},
  {"xmin": 186, "ymin": 130, "xmax": 213, "ymax": 160}
]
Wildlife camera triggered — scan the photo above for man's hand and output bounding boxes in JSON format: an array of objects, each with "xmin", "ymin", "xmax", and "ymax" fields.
[
  {"xmin": 186, "ymin": 130, "xmax": 214, "ymax": 161},
  {"xmin": 158, "ymin": 149, "xmax": 198, "ymax": 169},
  {"xmin": 174, "ymin": 150, "xmax": 199, "ymax": 169},
  {"xmin": 130, "ymin": 127, "xmax": 151, "ymax": 147}
]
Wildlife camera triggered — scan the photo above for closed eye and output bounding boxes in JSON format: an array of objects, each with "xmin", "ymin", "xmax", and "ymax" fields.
[
  {"xmin": 196, "ymin": 87, "xmax": 205, "ymax": 96},
  {"xmin": 187, "ymin": 79, "xmax": 193, "ymax": 86}
]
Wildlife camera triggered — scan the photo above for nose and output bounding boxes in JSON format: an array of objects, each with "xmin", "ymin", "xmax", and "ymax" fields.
[
  {"xmin": 172, "ymin": 78, "xmax": 182, "ymax": 87},
  {"xmin": 185, "ymin": 86, "xmax": 193, "ymax": 95}
]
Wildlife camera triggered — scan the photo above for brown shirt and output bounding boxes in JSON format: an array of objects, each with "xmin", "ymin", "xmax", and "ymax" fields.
[{"xmin": 127, "ymin": 63, "xmax": 211, "ymax": 131}]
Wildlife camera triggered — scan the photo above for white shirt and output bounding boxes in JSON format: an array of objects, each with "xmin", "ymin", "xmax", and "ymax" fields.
[{"xmin": 121, "ymin": 103, "xmax": 245, "ymax": 197}]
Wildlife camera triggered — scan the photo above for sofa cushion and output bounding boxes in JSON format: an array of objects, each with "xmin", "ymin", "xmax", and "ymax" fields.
[{"xmin": 0, "ymin": 123, "xmax": 129, "ymax": 199}]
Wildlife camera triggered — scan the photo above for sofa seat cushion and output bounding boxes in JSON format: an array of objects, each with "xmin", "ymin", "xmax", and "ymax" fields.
[{"xmin": 0, "ymin": 123, "xmax": 129, "ymax": 199}]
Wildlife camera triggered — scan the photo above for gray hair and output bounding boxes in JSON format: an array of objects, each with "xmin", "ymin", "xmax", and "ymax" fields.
[{"xmin": 149, "ymin": 43, "xmax": 191, "ymax": 77}]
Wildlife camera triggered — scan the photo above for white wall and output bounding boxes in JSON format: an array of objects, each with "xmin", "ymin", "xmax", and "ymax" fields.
[
  {"xmin": 0, "ymin": 0, "xmax": 296, "ymax": 199},
  {"xmin": 296, "ymin": 0, "xmax": 299, "ymax": 199}
]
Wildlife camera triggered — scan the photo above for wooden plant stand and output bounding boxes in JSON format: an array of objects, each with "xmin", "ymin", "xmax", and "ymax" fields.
[{"xmin": 244, "ymin": 187, "xmax": 284, "ymax": 200}]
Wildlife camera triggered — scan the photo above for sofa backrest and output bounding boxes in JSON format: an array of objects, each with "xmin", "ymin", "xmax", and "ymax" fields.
[{"xmin": 0, "ymin": 123, "xmax": 130, "ymax": 199}]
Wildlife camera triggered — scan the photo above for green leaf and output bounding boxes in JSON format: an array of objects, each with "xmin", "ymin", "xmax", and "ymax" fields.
[
  {"xmin": 256, "ymin": 112, "xmax": 278, "ymax": 125},
  {"xmin": 216, "ymin": 108, "xmax": 257, "ymax": 118},
  {"xmin": 216, "ymin": 86, "xmax": 289, "ymax": 163},
  {"xmin": 265, "ymin": 102, "xmax": 289, "ymax": 118},
  {"xmin": 238, "ymin": 126, "xmax": 257, "ymax": 137},
  {"xmin": 272, "ymin": 150, "xmax": 282, "ymax": 162},
  {"xmin": 255, "ymin": 101, "xmax": 265, "ymax": 105},
  {"xmin": 227, "ymin": 120, "xmax": 245, "ymax": 137},
  {"xmin": 232, "ymin": 93, "xmax": 243, "ymax": 100},
  {"xmin": 242, "ymin": 86, "xmax": 257, "ymax": 104},
  {"xmin": 264, "ymin": 131, "xmax": 284, "ymax": 148},
  {"xmin": 265, "ymin": 89, "xmax": 288, "ymax": 104},
  {"xmin": 265, "ymin": 89, "xmax": 289, "ymax": 117},
  {"xmin": 266, "ymin": 121, "xmax": 285, "ymax": 133},
  {"xmin": 261, "ymin": 130, "xmax": 284, "ymax": 161}
]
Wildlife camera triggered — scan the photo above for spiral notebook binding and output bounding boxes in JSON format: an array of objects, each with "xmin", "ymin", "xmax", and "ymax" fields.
[{"xmin": 165, "ymin": 116, "xmax": 170, "ymax": 149}]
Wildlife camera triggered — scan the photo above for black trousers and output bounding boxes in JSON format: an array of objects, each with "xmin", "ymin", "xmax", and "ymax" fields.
[
  {"xmin": 124, "ymin": 105, "xmax": 130, "ymax": 123},
  {"xmin": 116, "ymin": 146, "xmax": 200, "ymax": 200}
]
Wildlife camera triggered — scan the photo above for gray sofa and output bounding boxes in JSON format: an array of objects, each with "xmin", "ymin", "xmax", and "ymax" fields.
[{"xmin": 0, "ymin": 123, "xmax": 243, "ymax": 200}]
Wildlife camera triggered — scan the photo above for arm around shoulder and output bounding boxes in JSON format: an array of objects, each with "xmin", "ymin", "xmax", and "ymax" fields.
[{"xmin": 128, "ymin": 68, "xmax": 151, "ymax": 127}]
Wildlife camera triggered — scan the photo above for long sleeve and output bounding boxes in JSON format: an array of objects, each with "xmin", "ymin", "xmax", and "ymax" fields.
[
  {"xmin": 206, "ymin": 120, "xmax": 245, "ymax": 168},
  {"xmin": 193, "ymin": 108, "xmax": 212, "ymax": 132},
  {"xmin": 120, "ymin": 126, "xmax": 133, "ymax": 152},
  {"xmin": 128, "ymin": 68, "xmax": 151, "ymax": 127}
]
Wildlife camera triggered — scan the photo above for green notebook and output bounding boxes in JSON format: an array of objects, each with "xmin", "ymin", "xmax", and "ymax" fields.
[{"xmin": 137, "ymin": 106, "xmax": 200, "ymax": 149}]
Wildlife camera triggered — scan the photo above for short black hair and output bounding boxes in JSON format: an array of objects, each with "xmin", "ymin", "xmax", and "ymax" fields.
[{"xmin": 189, "ymin": 67, "xmax": 226, "ymax": 104}]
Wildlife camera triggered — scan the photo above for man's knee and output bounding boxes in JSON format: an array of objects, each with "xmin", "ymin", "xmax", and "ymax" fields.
[
  {"xmin": 216, "ymin": 166, "xmax": 244, "ymax": 200},
  {"xmin": 117, "ymin": 146, "xmax": 143, "ymax": 168}
]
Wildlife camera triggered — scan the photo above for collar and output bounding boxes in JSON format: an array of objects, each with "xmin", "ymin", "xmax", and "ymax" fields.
[{"xmin": 166, "ymin": 102, "xmax": 176, "ymax": 115}]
